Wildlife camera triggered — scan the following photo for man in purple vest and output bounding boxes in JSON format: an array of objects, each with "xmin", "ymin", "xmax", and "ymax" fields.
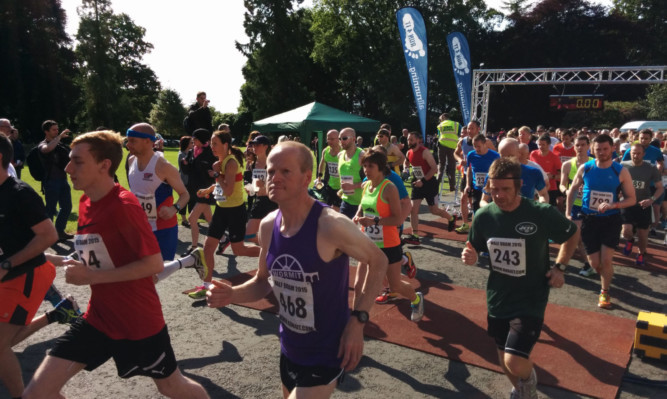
[{"xmin": 206, "ymin": 141, "xmax": 388, "ymax": 398}]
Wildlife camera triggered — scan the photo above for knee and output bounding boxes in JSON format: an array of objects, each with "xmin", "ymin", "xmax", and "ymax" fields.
[{"xmin": 504, "ymin": 355, "xmax": 531, "ymax": 378}]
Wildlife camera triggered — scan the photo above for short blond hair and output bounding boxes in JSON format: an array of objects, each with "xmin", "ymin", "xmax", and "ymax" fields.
[{"xmin": 72, "ymin": 130, "xmax": 123, "ymax": 176}]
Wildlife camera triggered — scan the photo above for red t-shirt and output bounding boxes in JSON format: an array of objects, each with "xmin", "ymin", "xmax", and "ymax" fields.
[
  {"xmin": 75, "ymin": 184, "xmax": 164, "ymax": 340},
  {"xmin": 552, "ymin": 143, "xmax": 576, "ymax": 164},
  {"xmin": 530, "ymin": 150, "xmax": 562, "ymax": 191},
  {"xmin": 407, "ymin": 146, "xmax": 432, "ymax": 176}
]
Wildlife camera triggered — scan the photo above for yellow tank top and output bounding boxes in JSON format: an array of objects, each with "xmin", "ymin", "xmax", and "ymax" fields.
[{"xmin": 217, "ymin": 154, "xmax": 245, "ymax": 208}]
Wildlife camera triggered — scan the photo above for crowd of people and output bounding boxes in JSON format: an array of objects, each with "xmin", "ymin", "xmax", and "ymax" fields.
[{"xmin": 1, "ymin": 98, "xmax": 666, "ymax": 398}]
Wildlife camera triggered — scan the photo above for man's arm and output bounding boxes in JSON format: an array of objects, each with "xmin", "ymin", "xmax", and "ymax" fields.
[
  {"xmin": 156, "ymin": 158, "xmax": 190, "ymax": 220},
  {"xmin": 422, "ymin": 148, "xmax": 438, "ymax": 181},
  {"xmin": 317, "ymin": 148, "xmax": 327, "ymax": 179},
  {"xmin": 559, "ymin": 162, "xmax": 571, "ymax": 194},
  {"xmin": 39, "ymin": 129, "xmax": 70, "ymax": 153},
  {"xmin": 64, "ymin": 252, "xmax": 164, "ymax": 285},
  {"xmin": 536, "ymin": 186, "xmax": 550, "ymax": 204},
  {"xmin": 566, "ymin": 165, "xmax": 585, "ymax": 218},
  {"xmin": 0, "ymin": 219, "xmax": 58, "ymax": 280},
  {"xmin": 547, "ymin": 224, "xmax": 580, "ymax": 288}
]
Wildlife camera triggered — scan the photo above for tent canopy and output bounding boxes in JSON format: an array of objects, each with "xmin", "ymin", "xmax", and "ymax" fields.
[{"xmin": 250, "ymin": 102, "xmax": 380, "ymax": 142}]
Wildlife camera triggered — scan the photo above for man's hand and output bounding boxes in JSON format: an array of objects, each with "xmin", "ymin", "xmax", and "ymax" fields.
[
  {"xmin": 461, "ymin": 241, "xmax": 478, "ymax": 265},
  {"xmin": 206, "ymin": 279, "xmax": 234, "ymax": 308},
  {"xmin": 639, "ymin": 199, "xmax": 653, "ymax": 209},
  {"xmin": 159, "ymin": 205, "xmax": 177, "ymax": 220},
  {"xmin": 597, "ymin": 202, "xmax": 614, "ymax": 213},
  {"xmin": 337, "ymin": 320, "xmax": 365, "ymax": 371},
  {"xmin": 64, "ymin": 260, "xmax": 93, "ymax": 285},
  {"xmin": 546, "ymin": 268, "xmax": 564, "ymax": 288}
]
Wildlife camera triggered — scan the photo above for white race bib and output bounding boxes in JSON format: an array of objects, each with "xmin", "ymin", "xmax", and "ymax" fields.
[
  {"xmin": 134, "ymin": 193, "xmax": 157, "ymax": 223},
  {"xmin": 213, "ymin": 183, "xmax": 226, "ymax": 202},
  {"xmin": 590, "ymin": 190, "xmax": 613, "ymax": 210},
  {"xmin": 252, "ymin": 168, "xmax": 267, "ymax": 192},
  {"xmin": 363, "ymin": 211, "xmax": 383, "ymax": 243},
  {"xmin": 662, "ymin": 175, "xmax": 667, "ymax": 187},
  {"xmin": 327, "ymin": 162, "xmax": 339, "ymax": 178},
  {"xmin": 341, "ymin": 175, "xmax": 354, "ymax": 194},
  {"xmin": 73, "ymin": 234, "xmax": 115, "ymax": 270},
  {"xmin": 269, "ymin": 254, "xmax": 316, "ymax": 334},
  {"xmin": 412, "ymin": 166, "xmax": 424, "ymax": 180},
  {"xmin": 475, "ymin": 172, "xmax": 487, "ymax": 188},
  {"xmin": 560, "ymin": 156, "xmax": 573, "ymax": 164},
  {"xmin": 632, "ymin": 180, "xmax": 646, "ymax": 190},
  {"xmin": 487, "ymin": 237, "xmax": 526, "ymax": 277}
]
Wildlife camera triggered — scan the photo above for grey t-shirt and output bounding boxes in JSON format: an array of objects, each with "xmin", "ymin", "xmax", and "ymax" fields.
[{"xmin": 621, "ymin": 160, "xmax": 660, "ymax": 201}]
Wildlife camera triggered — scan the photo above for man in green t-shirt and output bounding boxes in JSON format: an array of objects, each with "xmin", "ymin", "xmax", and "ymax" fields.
[{"xmin": 462, "ymin": 157, "xmax": 579, "ymax": 399}]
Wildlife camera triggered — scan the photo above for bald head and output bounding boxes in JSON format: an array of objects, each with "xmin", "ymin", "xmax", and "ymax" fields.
[
  {"xmin": 518, "ymin": 143, "xmax": 530, "ymax": 163},
  {"xmin": 340, "ymin": 127, "xmax": 356, "ymax": 138},
  {"xmin": 129, "ymin": 122, "xmax": 156, "ymax": 137},
  {"xmin": 327, "ymin": 129, "xmax": 339, "ymax": 140},
  {"xmin": 498, "ymin": 138, "xmax": 519, "ymax": 158}
]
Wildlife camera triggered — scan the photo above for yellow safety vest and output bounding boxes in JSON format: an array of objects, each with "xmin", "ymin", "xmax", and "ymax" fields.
[{"xmin": 437, "ymin": 120, "xmax": 460, "ymax": 149}]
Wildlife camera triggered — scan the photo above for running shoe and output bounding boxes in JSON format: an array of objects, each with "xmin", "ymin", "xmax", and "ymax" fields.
[
  {"xmin": 636, "ymin": 253, "xmax": 645, "ymax": 267},
  {"xmin": 185, "ymin": 247, "xmax": 209, "ymax": 280},
  {"xmin": 578, "ymin": 263, "xmax": 596, "ymax": 277},
  {"xmin": 622, "ymin": 240, "xmax": 633, "ymax": 256},
  {"xmin": 517, "ymin": 368, "xmax": 538, "ymax": 399},
  {"xmin": 510, "ymin": 387, "xmax": 519, "ymax": 399},
  {"xmin": 598, "ymin": 292, "xmax": 612, "ymax": 309},
  {"xmin": 44, "ymin": 284, "xmax": 64, "ymax": 307},
  {"xmin": 649, "ymin": 227, "xmax": 657, "ymax": 237},
  {"xmin": 52, "ymin": 295, "xmax": 82, "ymax": 324},
  {"xmin": 661, "ymin": 219, "xmax": 667, "ymax": 230},
  {"xmin": 180, "ymin": 246, "xmax": 197, "ymax": 258},
  {"xmin": 375, "ymin": 288, "xmax": 398, "ymax": 304},
  {"xmin": 188, "ymin": 285, "xmax": 208, "ymax": 299},
  {"xmin": 455, "ymin": 223, "xmax": 469, "ymax": 234},
  {"xmin": 181, "ymin": 220, "xmax": 191, "ymax": 228},
  {"xmin": 410, "ymin": 292, "xmax": 425, "ymax": 322},
  {"xmin": 216, "ymin": 234, "xmax": 231, "ymax": 255},
  {"xmin": 403, "ymin": 234, "xmax": 421, "ymax": 245},
  {"xmin": 403, "ymin": 251, "xmax": 417, "ymax": 279},
  {"xmin": 447, "ymin": 216, "xmax": 456, "ymax": 232}
]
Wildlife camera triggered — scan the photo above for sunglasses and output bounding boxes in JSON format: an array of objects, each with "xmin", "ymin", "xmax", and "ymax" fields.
[{"xmin": 340, "ymin": 136, "xmax": 351, "ymax": 141}]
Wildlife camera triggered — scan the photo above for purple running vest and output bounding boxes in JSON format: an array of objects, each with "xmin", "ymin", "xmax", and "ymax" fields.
[{"xmin": 267, "ymin": 200, "xmax": 350, "ymax": 367}]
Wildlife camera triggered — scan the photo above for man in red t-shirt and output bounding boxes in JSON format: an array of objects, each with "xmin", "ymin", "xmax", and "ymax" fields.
[
  {"xmin": 24, "ymin": 131, "xmax": 209, "ymax": 399},
  {"xmin": 552, "ymin": 128, "xmax": 576, "ymax": 165},
  {"xmin": 530, "ymin": 134, "xmax": 562, "ymax": 208}
]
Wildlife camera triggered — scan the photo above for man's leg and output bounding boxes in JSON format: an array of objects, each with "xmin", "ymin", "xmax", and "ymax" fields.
[
  {"xmin": 445, "ymin": 147, "xmax": 456, "ymax": 191},
  {"xmin": 23, "ymin": 355, "xmax": 86, "ymax": 399},
  {"xmin": 153, "ymin": 368, "xmax": 209, "ymax": 399},
  {"xmin": 0, "ymin": 323, "xmax": 27, "ymax": 398},
  {"xmin": 598, "ymin": 245, "xmax": 616, "ymax": 291},
  {"xmin": 636, "ymin": 228, "xmax": 649, "ymax": 256},
  {"xmin": 437, "ymin": 145, "xmax": 447, "ymax": 181},
  {"xmin": 54, "ymin": 180, "xmax": 72, "ymax": 233},
  {"xmin": 283, "ymin": 381, "xmax": 337, "ymax": 399},
  {"xmin": 43, "ymin": 180, "xmax": 58, "ymax": 222},
  {"xmin": 410, "ymin": 199, "xmax": 422, "ymax": 233},
  {"xmin": 428, "ymin": 204, "xmax": 452, "ymax": 221}
]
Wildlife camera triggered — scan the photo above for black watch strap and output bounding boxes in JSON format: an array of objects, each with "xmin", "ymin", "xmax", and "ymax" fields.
[{"xmin": 350, "ymin": 310, "xmax": 369, "ymax": 323}]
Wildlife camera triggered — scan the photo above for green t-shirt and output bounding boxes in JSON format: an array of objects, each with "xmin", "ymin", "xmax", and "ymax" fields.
[{"xmin": 468, "ymin": 197, "xmax": 576, "ymax": 319}]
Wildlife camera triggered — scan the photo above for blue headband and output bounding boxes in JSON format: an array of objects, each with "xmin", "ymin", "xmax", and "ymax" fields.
[{"xmin": 126, "ymin": 129, "xmax": 157, "ymax": 142}]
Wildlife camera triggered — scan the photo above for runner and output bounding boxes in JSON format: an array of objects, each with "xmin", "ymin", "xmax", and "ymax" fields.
[
  {"xmin": 462, "ymin": 157, "xmax": 579, "ymax": 399},
  {"xmin": 193, "ymin": 130, "xmax": 260, "ymax": 299},
  {"xmin": 375, "ymin": 128, "xmax": 405, "ymax": 174},
  {"xmin": 23, "ymin": 130, "xmax": 209, "ymax": 399},
  {"xmin": 620, "ymin": 143, "xmax": 663, "ymax": 266},
  {"xmin": 244, "ymin": 135, "xmax": 278, "ymax": 243},
  {"xmin": 314, "ymin": 129, "xmax": 343, "ymax": 211},
  {"xmin": 559, "ymin": 135, "xmax": 594, "ymax": 276},
  {"xmin": 206, "ymin": 141, "xmax": 388, "ymax": 399},
  {"xmin": 466, "ymin": 133, "xmax": 500, "ymax": 213},
  {"xmin": 126, "ymin": 123, "xmax": 190, "ymax": 261},
  {"xmin": 566, "ymin": 134, "xmax": 636, "ymax": 309},
  {"xmin": 0, "ymin": 135, "xmax": 80, "ymax": 399},
  {"xmin": 454, "ymin": 126, "xmax": 474, "ymax": 233},
  {"xmin": 337, "ymin": 128, "xmax": 365, "ymax": 219},
  {"xmin": 353, "ymin": 147, "xmax": 424, "ymax": 322},
  {"xmin": 552, "ymin": 128, "xmax": 576, "ymax": 165},
  {"xmin": 404, "ymin": 131, "xmax": 456, "ymax": 245},
  {"xmin": 529, "ymin": 133, "xmax": 562, "ymax": 207}
]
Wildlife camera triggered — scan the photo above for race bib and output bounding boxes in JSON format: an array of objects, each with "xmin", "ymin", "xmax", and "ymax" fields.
[
  {"xmin": 363, "ymin": 211, "xmax": 383, "ymax": 243},
  {"xmin": 632, "ymin": 180, "xmax": 646, "ymax": 190},
  {"xmin": 590, "ymin": 190, "xmax": 613, "ymax": 210},
  {"xmin": 327, "ymin": 162, "xmax": 339, "ymax": 178},
  {"xmin": 252, "ymin": 168, "xmax": 267, "ymax": 182},
  {"xmin": 268, "ymin": 254, "xmax": 316, "ymax": 334},
  {"xmin": 213, "ymin": 183, "xmax": 226, "ymax": 202},
  {"xmin": 134, "ymin": 193, "xmax": 157, "ymax": 223},
  {"xmin": 412, "ymin": 166, "xmax": 424, "ymax": 180},
  {"xmin": 662, "ymin": 175, "xmax": 667, "ymax": 187},
  {"xmin": 341, "ymin": 175, "xmax": 354, "ymax": 194},
  {"xmin": 560, "ymin": 156, "xmax": 573, "ymax": 164},
  {"xmin": 475, "ymin": 172, "xmax": 487, "ymax": 188},
  {"xmin": 73, "ymin": 234, "xmax": 115, "ymax": 270},
  {"xmin": 487, "ymin": 237, "xmax": 526, "ymax": 277}
]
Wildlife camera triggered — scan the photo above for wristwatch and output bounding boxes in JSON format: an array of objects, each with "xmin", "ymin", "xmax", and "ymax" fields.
[
  {"xmin": 350, "ymin": 310, "xmax": 369, "ymax": 323},
  {"xmin": 551, "ymin": 262, "xmax": 567, "ymax": 272},
  {"xmin": 1, "ymin": 260, "xmax": 11, "ymax": 271},
  {"xmin": 173, "ymin": 203, "xmax": 181, "ymax": 212},
  {"xmin": 373, "ymin": 216, "xmax": 380, "ymax": 226}
]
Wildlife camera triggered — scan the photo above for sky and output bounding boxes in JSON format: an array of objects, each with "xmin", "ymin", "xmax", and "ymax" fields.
[{"xmin": 60, "ymin": 0, "xmax": 613, "ymax": 114}]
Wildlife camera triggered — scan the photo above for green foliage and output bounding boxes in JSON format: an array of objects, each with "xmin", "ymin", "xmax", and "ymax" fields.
[
  {"xmin": 0, "ymin": 0, "xmax": 80, "ymax": 141},
  {"xmin": 562, "ymin": 101, "xmax": 648, "ymax": 129},
  {"xmin": 75, "ymin": 0, "xmax": 160, "ymax": 131},
  {"xmin": 646, "ymin": 85, "xmax": 667, "ymax": 120},
  {"xmin": 149, "ymin": 89, "xmax": 186, "ymax": 138}
]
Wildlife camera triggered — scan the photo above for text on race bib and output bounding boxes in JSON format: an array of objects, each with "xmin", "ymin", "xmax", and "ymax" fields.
[
  {"xmin": 412, "ymin": 166, "xmax": 424, "ymax": 180},
  {"xmin": 74, "ymin": 234, "xmax": 115, "ymax": 270},
  {"xmin": 632, "ymin": 180, "xmax": 646, "ymax": 190},
  {"xmin": 213, "ymin": 183, "xmax": 226, "ymax": 202},
  {"xmin": 341, "ymin": 175, "xmax": 354, "ymax": 194},
  {"xmin": 475, "ymin": 172, "xmax": 488, "ymax": 188},
  {"xmin": 327, "ymin": 162, "xmax": 339, "ymax": 178},
  {"xmin": 363, "ymin": 211, "xmax": 383, "ymax": 243},
  {"xmin": 268, "ymin": 255, "xmax": 316, "ymax": 334},
  {"xmin": 590, "ymin": 190, "xmax": 613, "ymax": 210},
  {"xmin": 486, "ymin": 237, "xmax": 527, "ymax": 277},
  {"xmin": 135, "ymin": 193, "xmax": 157, "ymax": 222}
]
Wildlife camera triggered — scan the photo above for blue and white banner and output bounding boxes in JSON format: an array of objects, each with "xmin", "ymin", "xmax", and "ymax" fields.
[
  {"xmin": 396, "ymin": 7, "xmax": 428, "ymax": 140},
  {"xmin": 447, "ymin": 32, "xmax": 472, "ymax": 126}
]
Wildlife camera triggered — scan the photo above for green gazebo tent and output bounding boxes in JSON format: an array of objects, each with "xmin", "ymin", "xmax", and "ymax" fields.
[{"xmin": 250, "ymin": 102, "xmax": 381, "ymax": 145}]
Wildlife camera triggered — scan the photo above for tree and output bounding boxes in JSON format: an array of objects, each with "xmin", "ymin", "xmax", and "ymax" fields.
[
  {"xmin": 0, "ymin": 0, "xmax": 79, "ymax": 141},
  {"xmin": 149, "ymin": 89, "xmax": 186, "ymax": 138},
  {"xmin": 75, "ymin": 0, "xmax": 160, "ymax": 130},
  {"xmin": 612, "ymin": 0, "xmax": 666, "ymax": 64},
  {"xmin": 646, "ymin": 85, "xmax": 667, "ymax": 120}
]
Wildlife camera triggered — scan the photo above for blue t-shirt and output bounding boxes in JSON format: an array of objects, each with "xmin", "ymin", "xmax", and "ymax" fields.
[
  {"xmin": 621, "ymin": 145, "xmax": 663, "ymax": 165},
  {"xmin": 581, "ymin": 160, "xmax": 623, "ymax": 216},
  {"xmin": 362, "ymin": 170, "xmax": 408, "ymax": 200},
  {"xmin": 520, "ymin": 164, "xmax": 546, "ymax": 199},
  {"xmin": 467, "ymin": 149, "xmax": 500, "ymax": 190}
]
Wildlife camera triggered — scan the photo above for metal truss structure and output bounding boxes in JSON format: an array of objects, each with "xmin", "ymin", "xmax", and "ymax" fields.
[{"xmin": 471, "ymin": 66, "xmax": 667, "ymax": 131}]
